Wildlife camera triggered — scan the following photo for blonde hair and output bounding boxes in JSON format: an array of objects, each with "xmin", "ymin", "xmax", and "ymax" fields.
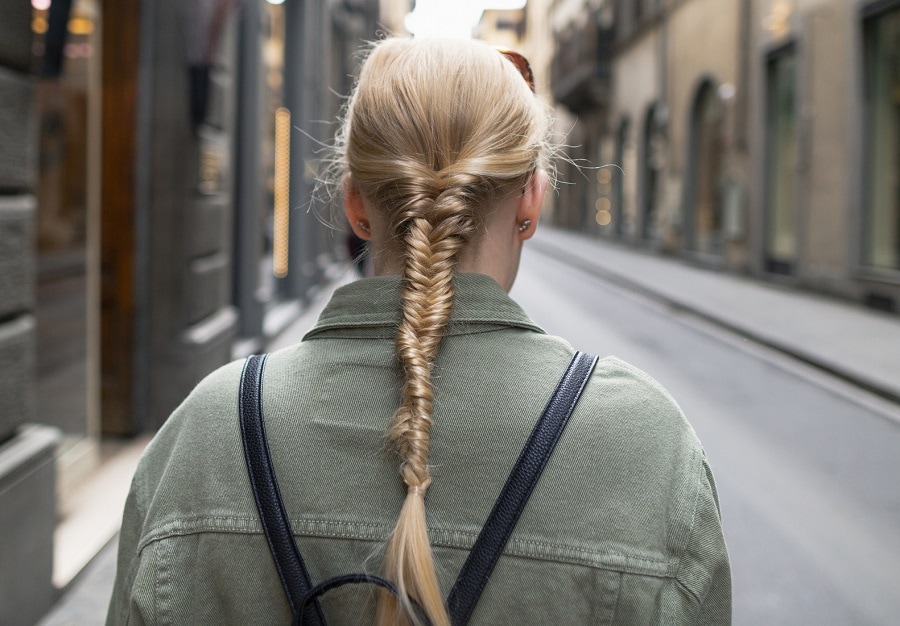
[{"xmin": 336, "ymin": 37, "xmax": 551, "ymax": 626}]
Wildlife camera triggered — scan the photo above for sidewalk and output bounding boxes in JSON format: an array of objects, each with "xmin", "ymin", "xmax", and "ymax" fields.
[
  {"xmin": 36, "ymin": 230, "xmax": 900, "ymax": 623},
  {"xmin": 532, "ymin": 226, "xmax": 900, "ymax": 404}
]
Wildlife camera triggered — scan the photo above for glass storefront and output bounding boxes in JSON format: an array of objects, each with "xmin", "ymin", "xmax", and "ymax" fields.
[
  {"xmin": 261, "ymin": 2, "xmax": 287, "ymax": 301},
  {"xmin": 233, "ymin": 1, "xmax": 291, "ymax": 348},
  {"xmin": 864, "ymin": 7, "xmax": 900, "ymax": 271},
  {"xmin": 31, "ymin": 0, "xmax": 100, "ymax": 443},
  {"xmin": 765, "ymin": 49, "xmax": 798, "ymax": 273}
]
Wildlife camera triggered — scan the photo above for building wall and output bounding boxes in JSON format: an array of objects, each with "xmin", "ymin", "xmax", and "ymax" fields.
[
  {"xmin": 747, "ymin": 0, "xmax": 900, "ymax": 307},
  {"xmin": 0, "ymin": 0, "xmax": 383, "ymax": 441},
  {"xmin": 547, "ymin": 1, "xmax": 615, "ymax": 232},
  {"xmin": 801, "ymin": 2, "xmax": 853, "ymax": 280},
  {"xmin": 524, "ymin": 0, "xmax": 556, "ymax": 97},
  {"xmin": 126, "ymin": 0, "xmax": 380, "ymax": 430},
  {"xmin": 546, "ymin": 0, "xmax": 900, "ymax": 313},
  {"xmin": 611, "ymin": 32, "xmax": 660, "ymax": 239},
  {"xmin": 750, "ymin": 0, "xmax": 855, "ymax": 289},
  {"xmin": 0, "ymin": 1, "xmax": 382, "ymax": 616},
  {"xmin": 667, "ymin": 0, "xmax": 742, "ymax": 176},
  {"xmin": 380, "ymin": 0, "xmax": 413, "ymax": 35},
  {"xmin": 0, "ymin": 2, "xmax": 59, "ymax": 623},
  {"xmin": 138, "ymin": 0, "xmax": 239, "ymax": 429},
  {"xmin": 0, "ymin": 0, "xmax": 37, "ymax": 446},
  {"xmin": 524, "ymin": 0, "xmax": 567, "ymax": 225},
  {"xmin": 848, "ymin": 0, "xmax": 900, "ymax": 310}
]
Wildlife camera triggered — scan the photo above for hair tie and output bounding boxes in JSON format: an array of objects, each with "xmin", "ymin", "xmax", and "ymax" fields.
[
  {"xmin": 407, "ymin": 477, "xmax": 431, "ymax": 497},
  {"xmin": 407, "ymin": 485, "xmax": 428, "ymax": 499}
]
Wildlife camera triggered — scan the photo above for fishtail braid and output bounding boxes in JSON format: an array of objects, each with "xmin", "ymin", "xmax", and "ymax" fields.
[
  {"xmin": 335, "ymin": 37, "xmax": 552, "ymax": 626},
  {"xmin": 376, "ymin": 182, "xmax": 476, "ymax": 626}
]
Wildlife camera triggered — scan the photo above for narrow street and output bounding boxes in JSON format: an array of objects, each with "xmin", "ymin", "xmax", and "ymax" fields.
[{"xmin": 513, "ymin": 245, "xmax": 900, "ymax": 626}]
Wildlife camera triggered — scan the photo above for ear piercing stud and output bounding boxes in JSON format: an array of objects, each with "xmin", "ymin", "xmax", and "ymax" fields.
[
  {"xmin": 357, "ymin": 220, "xmax": 370, "ymax": 233},
  {"xmin": 518, "ymin": 219, "xmax": 532, "ymax": 233}
]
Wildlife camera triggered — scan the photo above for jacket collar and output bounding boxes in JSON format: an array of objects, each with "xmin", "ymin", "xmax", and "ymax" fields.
[{"xmin": 304, "ymin": 273, "xmax": 545, "ymax": 339}]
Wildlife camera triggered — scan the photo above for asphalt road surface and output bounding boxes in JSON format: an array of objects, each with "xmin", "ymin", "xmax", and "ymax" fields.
[{"xmin": 512, "ymin": 246, "xmax": 900, "ymax": 625}]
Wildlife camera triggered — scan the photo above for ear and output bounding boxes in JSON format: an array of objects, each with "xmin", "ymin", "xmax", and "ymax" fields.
[
  {"xmin": 516, "ymin": 169, "xmax": 548, "ymax": 241},
  {"xmin": 343, "ymin": 175, "xmax": 371, "ymax": 240}
]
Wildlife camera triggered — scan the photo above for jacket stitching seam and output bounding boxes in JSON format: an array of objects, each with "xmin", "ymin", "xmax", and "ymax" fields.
[
  {"xmin": 140, "ymin": 515, "xmax": 674, "ymax": 565},
  {"xmin": 672, "ymin": 451, "xmax": 707, "ymax": 605},
  {"xmin": 612, "ymin": 571, "xmax": 624, "ymax": 622},
  {"xmin": 138, "ymin": 516, "xmax": 675, "ymax": 576},
  {"xmin": 153, "ymin": 540, "xmax": 160, "ymax": 625}
]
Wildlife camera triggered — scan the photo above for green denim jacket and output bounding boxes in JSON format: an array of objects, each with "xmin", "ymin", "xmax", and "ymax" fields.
[{"xmin": 107, "ymin": 273, "xmax": 731, "ymax": 625}]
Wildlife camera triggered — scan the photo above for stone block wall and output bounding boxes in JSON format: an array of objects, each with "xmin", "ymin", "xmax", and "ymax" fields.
[
  {"xmin": 0, "ymin": 425, "xmax": 59, "ymax": 626},
  {"xmin": 0, "ymin": 8, "xmax": 38, "ymax": 450},
  {"xmin": 0, "ymin": 2, "xmax": 61, "ymax": 624}
]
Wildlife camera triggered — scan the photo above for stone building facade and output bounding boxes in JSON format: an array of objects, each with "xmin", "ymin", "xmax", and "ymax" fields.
[
  {"xmin": 548, "ymin": 0, "xmax": 900, "ymax": 313},
  {"xmin": 0, "ymin": 0, "xmax": 378, "ymax": 622},
  {"xmin": 0, "ymin": 4, "xmax": 59, "ymax": 625}
]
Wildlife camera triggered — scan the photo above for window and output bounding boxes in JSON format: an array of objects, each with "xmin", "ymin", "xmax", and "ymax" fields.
[
  {"xmin": 32, "ymin": 0, "xmax": 100, "ymax": 439},
  {"xmin": 688, "ymin": 81, "xmax": 725, "ymax": 254},
  {"xmin": 863, "ymin": 6, "xmax": 900, "ymax": 270},
  {"xmin": 765, "ymin": 48, "xmax": 799, "ymax": 273}
]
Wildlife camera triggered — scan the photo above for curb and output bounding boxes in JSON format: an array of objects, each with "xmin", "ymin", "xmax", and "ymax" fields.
[{"xmin": 529, "ymin": 236, "xmax": 900, "ymax": 407}]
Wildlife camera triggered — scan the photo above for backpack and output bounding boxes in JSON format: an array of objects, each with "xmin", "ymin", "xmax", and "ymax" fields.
[{"xmin": 239, "ymin": 351, "xmax": 598, "ymax": 626}]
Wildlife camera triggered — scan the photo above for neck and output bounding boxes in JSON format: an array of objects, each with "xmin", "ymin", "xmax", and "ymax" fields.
[{"xmin": 369, "ymin": 235, "xmax": 521, "ymax": 293}]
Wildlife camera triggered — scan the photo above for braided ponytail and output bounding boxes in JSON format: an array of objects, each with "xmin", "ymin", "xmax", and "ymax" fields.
[
  {"xmin": 332, "ymin": 37, "xmax": 552, "ymax": 626},
  {"xmin": 375, "ymin": 187, "xmax": 476, "ymax": 626}
]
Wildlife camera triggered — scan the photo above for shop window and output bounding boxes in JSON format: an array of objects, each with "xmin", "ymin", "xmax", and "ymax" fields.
[
  {"xmin": 863, "ymin": 6, "xmax": 900, "ymax": 271},
  {"xmin": 765, "ymin": 47, "xmax": 799, "ymax": 274},
  {"xmin": 261, "ymin": 3, "xmax": 288, "ymax": 297},
  {"xmin": 688, "ymin": 80, "xmax": 725, "ymax": 255},
  {"xmin": 32, "ymin": 0, "xmax": 100, "ymax": 438}
]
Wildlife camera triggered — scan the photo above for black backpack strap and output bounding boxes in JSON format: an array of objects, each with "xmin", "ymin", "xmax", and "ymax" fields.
[
  {"xmin": 239, "ymin": 354, "xmax": 327, "ymax": 626},
  {"xmin": 447, "ymin": 351, "xmax": 599, "ymax": 626}
]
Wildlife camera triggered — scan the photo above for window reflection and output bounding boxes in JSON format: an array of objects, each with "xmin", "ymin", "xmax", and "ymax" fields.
[
  {"xmin": 32, "ymin": 0, "xmax": 98, "ymax": 438},
  {"xmin": 864, "ymin": 8, "xmax": 900, "ymax": 271}
]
